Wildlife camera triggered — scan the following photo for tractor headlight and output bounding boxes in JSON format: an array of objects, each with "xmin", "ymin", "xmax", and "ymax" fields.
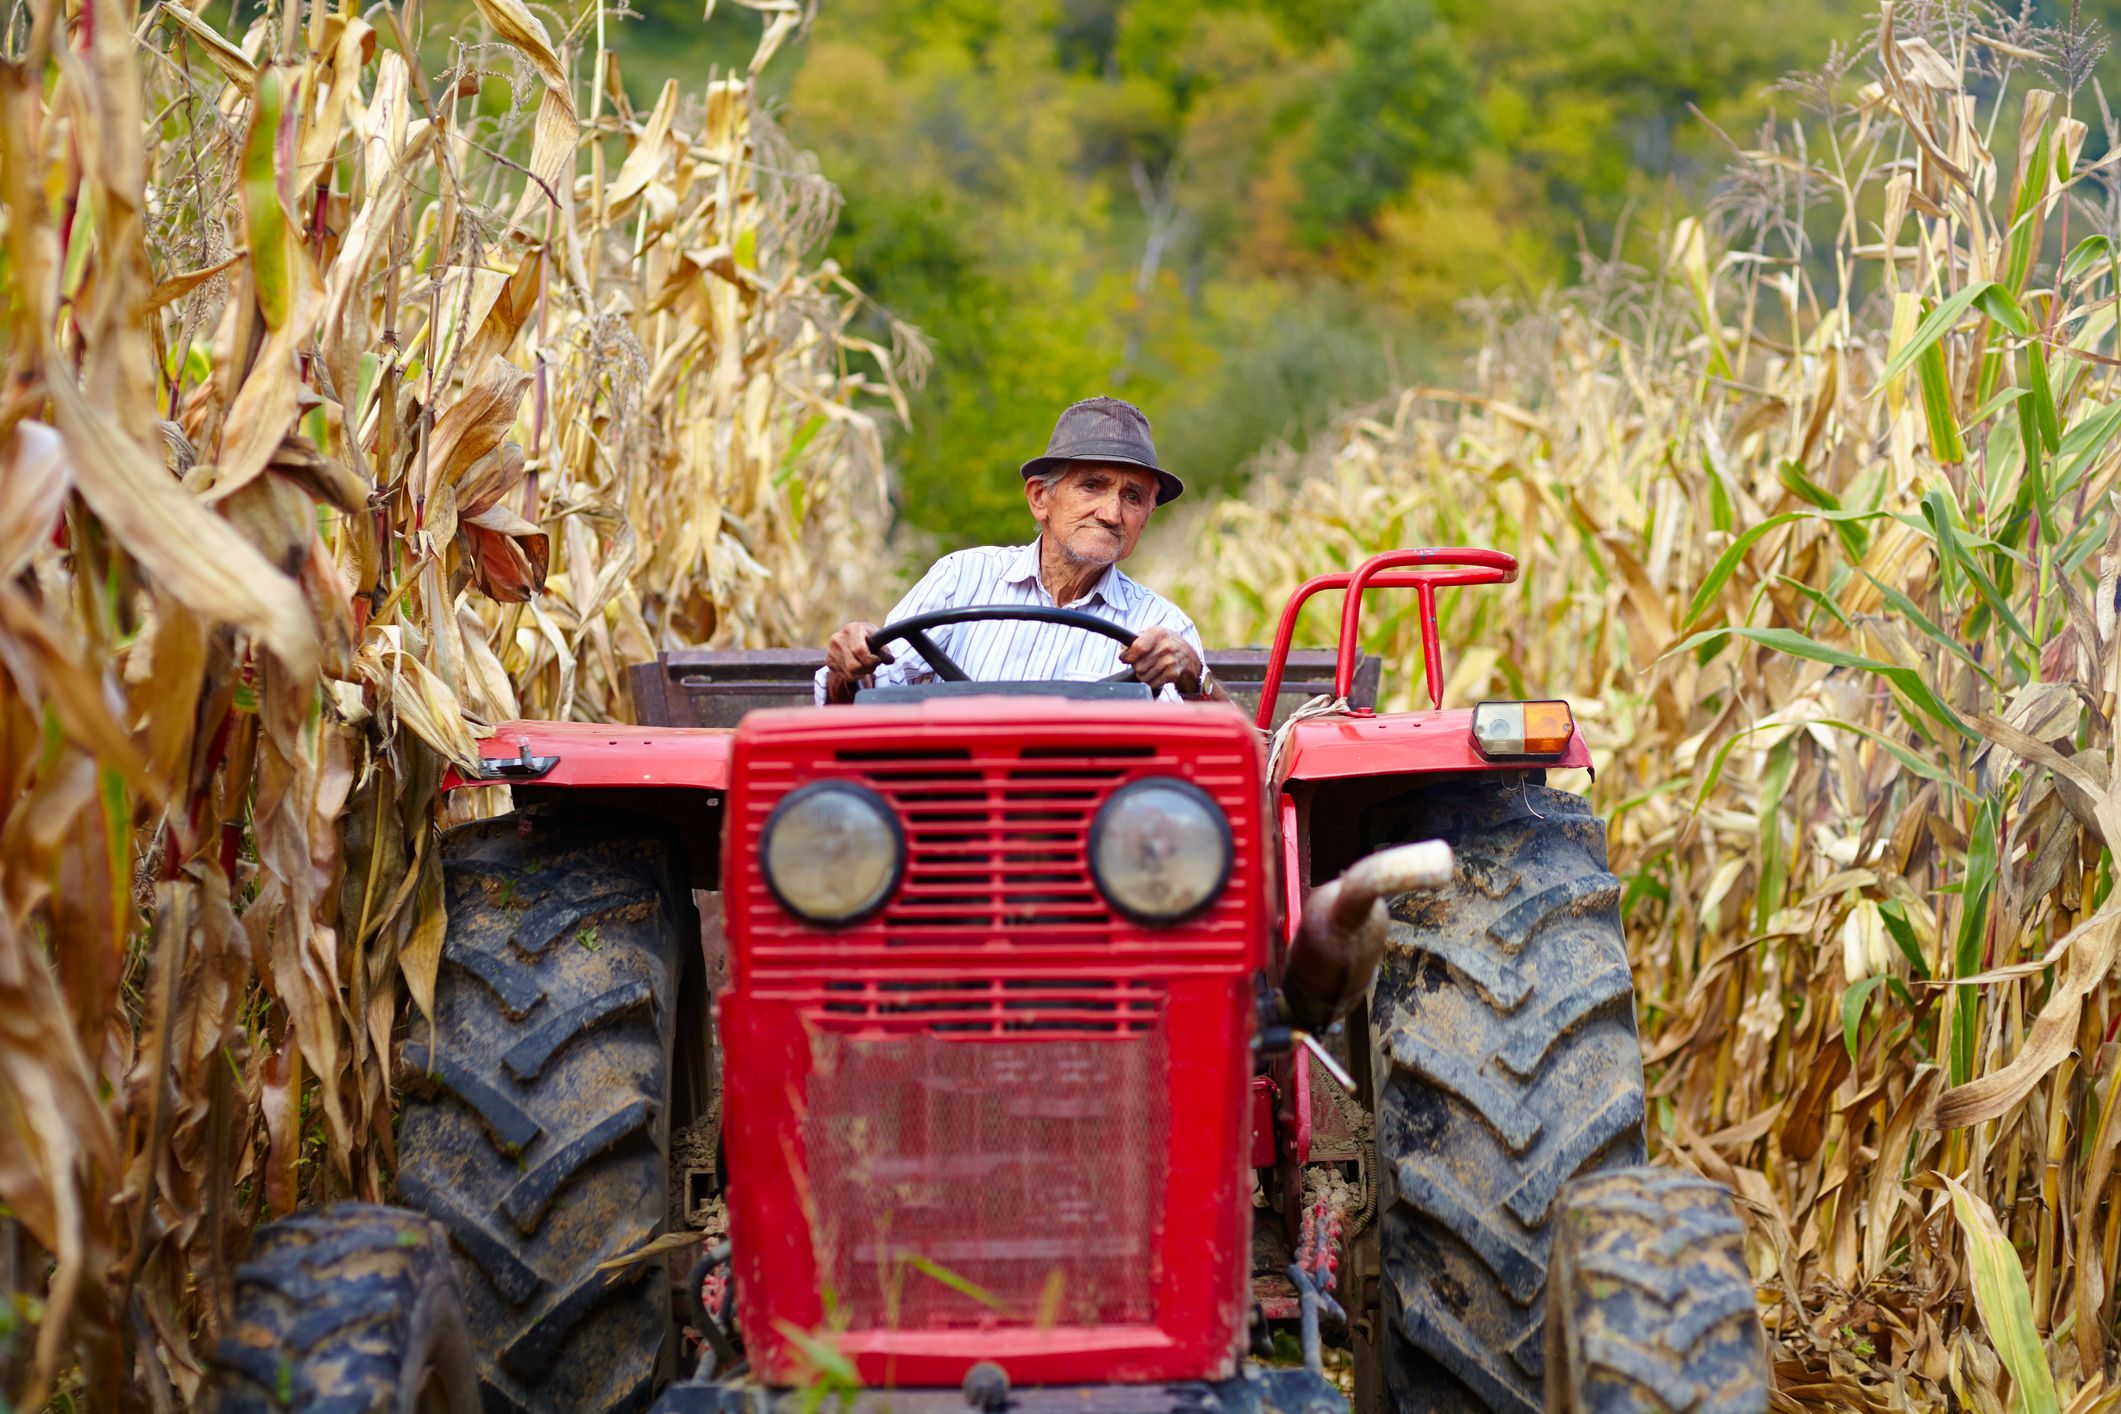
[
  {"xmin": 761, "ymin": 782, "xmax": 903, "ymax": 925},
  {"xmin": 1089, "ymin": 777, "xmax": 1232, "ymax": 925}
]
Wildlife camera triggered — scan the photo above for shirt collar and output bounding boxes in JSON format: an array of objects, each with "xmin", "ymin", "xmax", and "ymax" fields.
[{"xmin": 1004, "ymin": 538, "xmax": 1125, "ymax": 608}]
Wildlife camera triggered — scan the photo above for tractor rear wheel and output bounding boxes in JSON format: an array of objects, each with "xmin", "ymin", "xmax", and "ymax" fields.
[
  {"xmin": 208, "ymin": 1203, "xmax": 480, "ymax": 1413},
  {"xmin": 1544, "ymin": 1166, "xmax": 1769, "ymax": 1413},
  {"xmin": 395, "ymin": 805, "xmax": 690, "ymax": 1413},
  {"xmin": 1365, "ymin": 777, "xmax": 1647, "ymax": 1414}
]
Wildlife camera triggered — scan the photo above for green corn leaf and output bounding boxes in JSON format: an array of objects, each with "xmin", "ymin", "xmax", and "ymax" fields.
[
  {"xmin": 1775, "ymin": 573, "xmax": 1853, "ymax": 630},
  {"xmin": 774, "ymin": 1321, "xmax": 860, "ymax": 1390},
  {"xmin": 1952, "ymin": 975, "xmax": 1980, "ymax": 1086},
  {"xmin": 2057, "ymin": 398, "xmax": 2121, "ymax": 490},
  {"xmin": 1683, "ymin": 514, "xmax": 1802, "ymax": 628},
  {"xmin": 1944, "ymin": 1178, "xmax": 2061, "ymax": 1414},
  {"xmin": 2026, "ymin": 341, "xmax": 2061, "ymax": 451},
  {"xmin": 1670, "ymin": 626, "xmax": 1975, "ymax": 741},
  {"xmin": 902, "ymin": 1256, "xmax": 1010, "ymax": 1311},
  {"xmin": 2062, "ymin": 232, "xmax": 2114, "ymax": 283},
  {"xmin": 1756, "ymin": 736, "xmax": 1797, "ymax": 932},
  {"xmin": 242, "ymin": 68, "xmax": 292, "ymax": 330},
  {"xmin": 1843, "ymin": 975, "xmax": 1887, "ymax": 1062},
  {"xmin": 2016, "ymin": 385, "xmax": 2043, "ymax": 481},
  {"xmin": 780, "ymin": 413, "xmax": 827, "ymax": 469},
  {"xmin": 1918, "ymin": 491, "xmax": 2036, "ymax": 650},
  {"xmin": 1776, "ymin": 460, "xmax": 1843, "ymax": 510},
  {"xmin": 1682, "ymin": 508, "xmax": 1887, "ymax": 629},
  {"xmin": 1878, "ymin": 281, "xmax": 1997, "ymax": 390},
  {"xmin": 1778, "ymin": 462, "xmax": 1871, "ymax": 560},
  {"xmin": 1878, "ymin": 899, "xmax": 1932, "ymax": 979},
  {"xmin": 1974, "ymin": 282, "xmax": 2034, "ymax": 336},
  {"xmin": 2004, "ymin": 121, "xmax": 2052, "ymax": 295},
  {"xmin": 1950, "ymin": 800, "xmax": 2000, "ymax": 1086},
  {"xmin": 1966, "ymin": 383, "xmax": 2029, "ymax": 428},
  {"xmin": 1956, "ymin": 800, "xmax": 1999, "ymax": 978},
  {"xmin": 1690, "ymin": 721, "xmax": 1775, "ymax": 816},
  {"xmin": 1917, "ymin": 335, "xmax": 1966, "ymax": 464},
  {"xmin": 1858, "ymin": 572, "xmax": 1995, "ymax": 683},
  {"xmin": 1704, "ymin": 451, "xmax": 1735, "ymax": 533},
  {"xmin": 1813, "ymin": 718, "xmax": 1968, "ymax": 796}
]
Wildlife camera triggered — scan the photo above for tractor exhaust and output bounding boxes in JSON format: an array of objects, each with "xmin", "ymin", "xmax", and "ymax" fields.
[{"xmin": 1279, "ymin": 840, "xmax": 1454, "ymax": 1035}]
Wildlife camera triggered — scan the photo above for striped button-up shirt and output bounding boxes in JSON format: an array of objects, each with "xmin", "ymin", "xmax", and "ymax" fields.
[{"xmin": 813, "ymin": 539, "xmax": 1206, "ymax": 703}]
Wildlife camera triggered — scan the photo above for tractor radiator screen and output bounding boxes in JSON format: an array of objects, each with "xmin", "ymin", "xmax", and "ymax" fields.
[{"xmin": 803, "ymin": 1023, "xmax": 1168, "ymax": 1331}]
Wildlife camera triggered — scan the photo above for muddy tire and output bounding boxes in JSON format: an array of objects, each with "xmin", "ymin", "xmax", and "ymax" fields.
[
  {"xmin": 1545, "ymin": 1167, "xmax": 1769, "ymax": 1413},
  {"xmin": 1366, "ymin": 778, "xmax": 1647, "ymax": 1413},
  {"xmin": 208, "ymin": 1203, "xmax": 480, "ymax": 1413},
  {"xmin": 395, "ymin": 806, "xmax": 689, "ymax": 1413}
]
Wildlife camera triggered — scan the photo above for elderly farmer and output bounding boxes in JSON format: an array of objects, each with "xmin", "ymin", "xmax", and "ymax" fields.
[{"xmin": 818, "ymin": 397, "xmax": 1230, "ymax": 705}]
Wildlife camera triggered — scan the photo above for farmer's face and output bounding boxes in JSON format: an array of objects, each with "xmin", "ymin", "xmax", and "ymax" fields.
[{"xmin": 1028, "ymin": 463, "xmax": 1158, "ymax": 567}]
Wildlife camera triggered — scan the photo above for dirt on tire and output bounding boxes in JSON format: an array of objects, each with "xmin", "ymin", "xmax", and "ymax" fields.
[
  {"xmin": 1545, "ymin": 1166, "xmax": 1769, "ymax": 1413},
  {"xmin": 1365, "ymin": 777, "xmax": 1648, "ymax": 1413},
  {"xmin": 207, "ymin": 1203, "xmax": 480, "ymax": 1413},
  {"xmin": 395, "ymin": 805, "xmax": 690, "ymax": 1413}
]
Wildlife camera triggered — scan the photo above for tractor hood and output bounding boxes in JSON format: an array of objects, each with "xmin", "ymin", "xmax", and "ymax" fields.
[{"xmin": 452, "ymin": 719, "xmax": 734, "ymax": 790}]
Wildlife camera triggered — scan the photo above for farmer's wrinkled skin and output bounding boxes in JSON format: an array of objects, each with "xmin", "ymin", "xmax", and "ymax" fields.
[{"xmin": 822, "ymin": 462, "xmax": 1225, "ymax": 703}]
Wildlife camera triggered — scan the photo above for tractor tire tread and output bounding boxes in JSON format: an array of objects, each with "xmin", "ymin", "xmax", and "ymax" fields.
[
  {"xmin": 1546, "ymin": 1167, "xmax": 1769, "ymax": 1414},
  {"xmin": 1370, "ymin": 778, "xmax": 1648, "ymax": 1414},
  {"xmin": 394, "ymin": 804, "xmax": 687, "ymax": 1414},
  {"xmin": 207, "ymin": 1203, "xmax": 477, "ymax": 1414}
]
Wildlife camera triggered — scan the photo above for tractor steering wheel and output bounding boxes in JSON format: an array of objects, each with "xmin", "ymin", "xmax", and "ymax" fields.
[{"xmin": 865, "ymin": 605, "xmax": 1141, "ymax": 684}]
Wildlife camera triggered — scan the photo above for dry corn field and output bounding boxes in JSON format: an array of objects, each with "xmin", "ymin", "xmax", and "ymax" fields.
[
  {"xmin": 0, "ymin": 0, "xmax": 911, "ymax": 1402},
  {"xmin": 7, "ymin": 0, "xmax": 2121, "ymax": 1401},
  {"xmin": 1152, "ymin": 5, "xmax": 2121, "ymax": 1408}
]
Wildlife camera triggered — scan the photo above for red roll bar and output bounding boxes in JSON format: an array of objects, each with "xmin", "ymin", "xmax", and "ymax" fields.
[{"xmin": 1255, "ymin": 548, "xmax": 1518, "ymax": 729}]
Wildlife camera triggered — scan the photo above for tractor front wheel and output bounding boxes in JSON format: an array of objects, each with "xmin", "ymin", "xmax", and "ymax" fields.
[
  {"xmin": 395, "ymin": 805, "xmax": 690, "ymax": 1413},
  {"xmin": 207, "ymin": 1203, "xmax": 480, "ymax": 1414},
  {"xmin": 1544, "ymin": 1166, "xmax": 1770, "ymax": 1413},
  {"xmin": 1365, "ymin": 777, "xmax": 1648, "ymax": 1414}
]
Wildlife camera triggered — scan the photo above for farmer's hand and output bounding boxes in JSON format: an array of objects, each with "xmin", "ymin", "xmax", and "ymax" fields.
[
  {"xmin": 823, "ymin": 621, "xmax": 892, "ymax": 704},
  {"xmin": 1121, "ymin": 626, "xmax": 1202, "ymax": 695}
]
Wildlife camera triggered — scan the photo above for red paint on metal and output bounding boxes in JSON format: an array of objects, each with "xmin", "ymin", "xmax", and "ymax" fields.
[
  {"xmin": 1278, "ymin": 794, "xmax": 1302, "ymax": 949},
  {"xmin": 441, "ymin": 720, "xmax": 733, "ymax": 791},
  {"xmin": 718, "ymin": 702, "xmax": 1266, "ymax": 1388},
  {"xmin": 1254, "ymin": 547, "xmax": 1519, "ymax": 729},
  {"xmin": 1332, "ymin": 548, "xmax": 1516, "ymax": 706},
  {"xmin": 1251, "ymin": 1279, "xmax": 1300, "ymax": 1322},
  {"xmin": 1250, "ymin": 1075, "xmax": 1277, "ymax": 1169},
  {"xmin": 1284, "ymin": 1047, "xmax": 1312, "ymax": 1167},
  {"xmin": 1272, "ymin": 708, "xmax": 1591, "ymax": 787},
  {"xmin": 1255, "ymin": 571, "xmax": 1437, "ymax": 731}
]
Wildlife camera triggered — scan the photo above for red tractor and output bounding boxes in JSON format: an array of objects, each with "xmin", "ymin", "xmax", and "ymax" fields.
[{"xmin": 210, "ymin": 549, "xmax": 1767, "ymax": 1414}]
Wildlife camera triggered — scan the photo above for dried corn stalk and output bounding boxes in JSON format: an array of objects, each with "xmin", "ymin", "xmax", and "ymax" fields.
[
  {"xmin": 0, "ymin": 0, "xmax": 906, "ymax": 1400},
  {"xmin": 1152, "ymin": 5, "xmax": 2121, "ymax": 1406}
]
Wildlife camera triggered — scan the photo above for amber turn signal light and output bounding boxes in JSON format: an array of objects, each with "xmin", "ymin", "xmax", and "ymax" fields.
[{"xmin": 1470, "ymin": 700, "xmax": 1575, "ymax": 758}]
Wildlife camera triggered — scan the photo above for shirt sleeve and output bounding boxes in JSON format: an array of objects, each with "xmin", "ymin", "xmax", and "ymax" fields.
[{"xmin": 811, "ymin": 553, "xmax": 964, "ymax": 704}]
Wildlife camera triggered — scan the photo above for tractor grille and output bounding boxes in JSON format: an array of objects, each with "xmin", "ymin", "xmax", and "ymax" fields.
[
  {"xmin": 738, "ymin": 743, "xmax": 1255, "ymax": 960},
  {"xmin": 802, "ymin": 983, "xmax": 1168, "ymax": 1330},
  {"xmin": 816, "ymin": 977, "xmax": 1160, "ymax": 1035}
]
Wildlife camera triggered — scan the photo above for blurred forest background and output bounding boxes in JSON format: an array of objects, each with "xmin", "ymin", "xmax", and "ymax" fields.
[{"xmin": 587, "ymin": 0, "xmax": 2118, "ymax": 544}]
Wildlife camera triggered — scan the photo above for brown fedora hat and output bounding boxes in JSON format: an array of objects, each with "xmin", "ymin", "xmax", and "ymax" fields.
[{"xmin": 1019, "ymin": 396, "xmax": 1183, "ymax": 505}]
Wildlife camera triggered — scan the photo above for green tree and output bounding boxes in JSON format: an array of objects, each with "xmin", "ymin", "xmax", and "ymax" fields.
[{"xmin": 1299, "ymin": 0, "xmax": 1480, "ymax": 236}]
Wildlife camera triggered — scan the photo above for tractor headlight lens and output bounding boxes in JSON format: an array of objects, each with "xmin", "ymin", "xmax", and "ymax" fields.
[
  {"xmin": 1089, "ymin": 777, "xmax": 1232, "ymax": 925},
  {"xmin": 761, "ymin": 782, "xmax": 903, "ymax": 925}
]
